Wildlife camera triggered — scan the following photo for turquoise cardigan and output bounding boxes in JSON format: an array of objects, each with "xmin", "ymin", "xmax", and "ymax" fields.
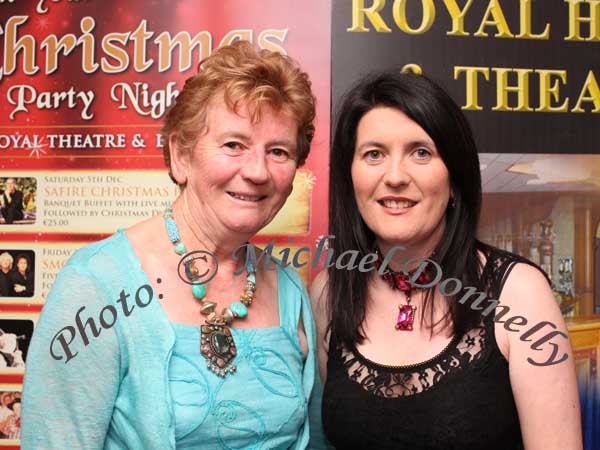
[{"xmin": 21, "ymin": 229, "xmax": 330, "ymax": 450}]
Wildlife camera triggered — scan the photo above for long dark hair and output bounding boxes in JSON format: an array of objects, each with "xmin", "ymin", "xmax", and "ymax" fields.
[{"xmin": 328, "ymin": 71, "xmax": 486, "ymax": 348}]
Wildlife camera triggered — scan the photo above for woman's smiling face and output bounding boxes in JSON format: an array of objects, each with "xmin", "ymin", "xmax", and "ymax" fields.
[
  {"xmin": 181, "ymin": 98, "xmax": 299, "ymax": 236},
  {"xmin": 351, "ymin": 107, "xmax": 452, "ymax": 249}
]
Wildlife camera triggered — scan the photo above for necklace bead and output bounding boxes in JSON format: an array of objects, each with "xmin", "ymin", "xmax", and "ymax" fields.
[
  {"xmin": 192, "ymin": 283, "xmax": 207, "ymax": 300},
  {"xmin": 200, "ymin": 301, "xmax": 217, "ymax": 315},
  {"xmin": 230, "ymin": 302, "xmax": 248, "ymax": 318},
  {"xmin": 165, "ymin": 217, "xmax": 180, "ymax": 243}
]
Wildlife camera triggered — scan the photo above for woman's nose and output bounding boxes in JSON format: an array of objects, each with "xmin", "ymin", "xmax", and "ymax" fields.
[
  {"xmin": 239, "ymin": 148, "xmax": 269, "ymax": 184},
  {"xmin": 382, "ymin": 160, "xmax": 411, "ymax": 187}
]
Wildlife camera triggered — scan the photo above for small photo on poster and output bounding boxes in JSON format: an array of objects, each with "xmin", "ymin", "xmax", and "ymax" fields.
[
  {"xmin": 0, "ymin": 390, "xmax": 21, "ymax": 440},
  {"xmin": 0, "ymin": 250, "xmax": 35, "ymax": 298},
  {"xmin": 0, "ymin": 319, "xmax": 34, "ymax": 370},
  {"xmin": 0, "ymin": 177, "xmax": 37, "ymax": 225}
]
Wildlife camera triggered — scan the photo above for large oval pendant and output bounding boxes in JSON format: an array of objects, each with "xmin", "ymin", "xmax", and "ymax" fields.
[{"xmin": 200, "ymin": 324, "xmax": 237, "ymax": 377}]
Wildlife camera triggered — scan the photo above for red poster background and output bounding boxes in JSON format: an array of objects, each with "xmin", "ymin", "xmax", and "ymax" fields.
[{"xmin": 0, "ymin": 2, "xmax": 331, "ymax": 447}]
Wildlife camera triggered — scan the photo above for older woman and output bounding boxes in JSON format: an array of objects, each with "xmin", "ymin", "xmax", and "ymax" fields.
[
  {"xmin": 22, "ymin": 41, "xmax": 327, "ymax": 450},
  {"xmin": 0, "ymin": 252, "xmax": 13, "ymax": 297},
  {"xmin": 311, "ymin": 72, "xmax": 582, "ymax": 450}
]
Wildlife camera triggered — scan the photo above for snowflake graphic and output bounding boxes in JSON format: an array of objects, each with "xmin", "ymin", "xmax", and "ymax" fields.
[
  {"xmin": 28, "ymin": 138, "xmax": 48, "ymax": 159},
  {"xmin": 36, "ymin": 17, "xmax": 50, "ymax": 30},
  {"xmin": 297, "ymin": 172, "xmax": 316, "ymax": 191}
]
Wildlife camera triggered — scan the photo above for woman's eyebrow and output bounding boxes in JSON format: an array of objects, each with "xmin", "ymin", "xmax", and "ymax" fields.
[
  {"xmin": 356, "ymin": 140, "xmax": 386, "ymax": 151},
  {"xmin": 214, "ymin": 133, "xmax": 294, "ymax": 149},
  {"xmin": 357, "ymin": 139, "xmax": 436, "ymax": 151},
  {"xmin": 215, "ymin": 131, "xmax": 251, "ymax": 142},
  {"xmin": 266, "ymin": 139, "xmax": 296, "ymax": 148},
  {"xmin": 410, "ymin": 139, "xmax": 436, "ymax": 148}
]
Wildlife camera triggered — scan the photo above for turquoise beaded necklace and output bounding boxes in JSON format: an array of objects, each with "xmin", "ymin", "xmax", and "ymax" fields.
[{"xmin": 163, "ymin": 206, "xmax": 256, "ymax": 377}]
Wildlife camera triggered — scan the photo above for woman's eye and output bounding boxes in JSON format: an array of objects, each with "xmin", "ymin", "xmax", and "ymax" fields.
[
  {"xmin": 269, "ymin": 148, "xmax": 291, "ymax": 160},
  {"xmin": 364, "ymin": 150, "xmax": 382, "ymax": 161},
  {"xmin": 223, "ymin": 141, "xmax": 243, "ymax": 151},
  {"xmin": 414, "ymin": 148, "xmax": 432, "ymax": 160}
]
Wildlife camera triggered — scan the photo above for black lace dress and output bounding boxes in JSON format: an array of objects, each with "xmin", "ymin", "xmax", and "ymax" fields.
[{"xmin": 322, "ymin": 248, "xmax": 537, "ymax": 450}]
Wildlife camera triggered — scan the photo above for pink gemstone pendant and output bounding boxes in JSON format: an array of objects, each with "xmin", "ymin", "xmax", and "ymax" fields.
[{"xmin": 395, "ymin": 304, "xmax": 416, "ymax": 331}]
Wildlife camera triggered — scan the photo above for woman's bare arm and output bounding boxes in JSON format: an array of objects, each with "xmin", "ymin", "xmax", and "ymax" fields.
[{"xmin": 497, "ymin": 263, "xmax": 582, "ymax": 450}]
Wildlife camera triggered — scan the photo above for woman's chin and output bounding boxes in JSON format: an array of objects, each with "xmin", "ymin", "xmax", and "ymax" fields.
[
  {"xmin": 375, "ymin": 232, "xmax": 421, "ymax": 248},
  {"xmin": 225, "ymin": 219, "xmax": 268, "ymax": 236}
]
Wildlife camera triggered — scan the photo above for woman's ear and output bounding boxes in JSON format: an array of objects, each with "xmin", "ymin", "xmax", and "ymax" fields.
[{"xmin": 168, "ymin": 134, "xmax": 189, "ymax": 186}]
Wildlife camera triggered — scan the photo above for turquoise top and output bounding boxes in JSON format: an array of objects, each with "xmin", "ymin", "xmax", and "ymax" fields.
[
  {"xmin": 21, "ymin": 229, "xmax": 330, "ymax": 450},
  {"xmin": 170, "ymin": 322, "xmax": 304, "ymax": 449},
  {"xmin": 170, "ymin": 263, "xmax": 311, "ymax": 449}
]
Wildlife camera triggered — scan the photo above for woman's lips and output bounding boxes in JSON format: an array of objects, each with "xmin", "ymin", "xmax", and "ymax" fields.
[
  {"xmin": 227, "ymin": 191, "xmax": 266, "ymax": 202},
  {"xmin": 377, "ymin": 199, "xmax": 417, "ymax": 209}
]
